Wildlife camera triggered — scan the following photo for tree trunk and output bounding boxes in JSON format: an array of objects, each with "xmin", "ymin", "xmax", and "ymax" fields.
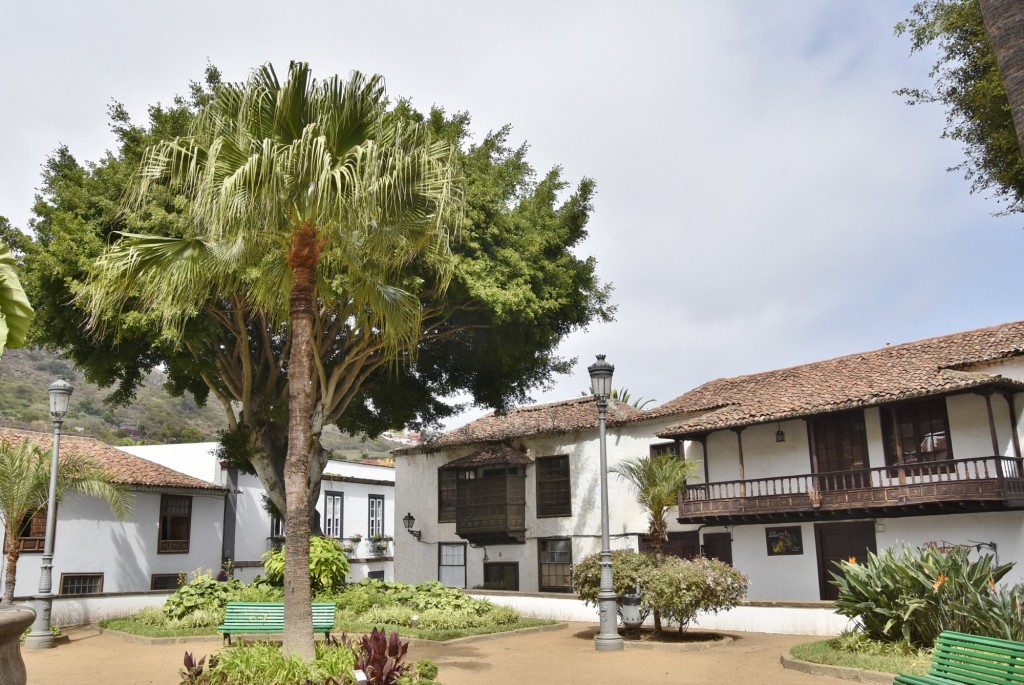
[
  {"xmin": 2, "ymin": 528, "xmax": 19, "ymax": 605},
  {"xmin": 280, "ymin": 222, "xmax": 321, "ymax": 660},
  {"xmin": 979, "ymin": 0, "xmax": 1024, "ymax": 157}
]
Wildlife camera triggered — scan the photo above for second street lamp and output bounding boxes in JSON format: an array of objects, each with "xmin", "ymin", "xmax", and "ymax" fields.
[
  {"xmin": 24, "ymin": 379, "xmax": 73, "ymax": 650},
  {"xmin": 588, "ymin": 354, "xmax": 623, "ymax": 652}
]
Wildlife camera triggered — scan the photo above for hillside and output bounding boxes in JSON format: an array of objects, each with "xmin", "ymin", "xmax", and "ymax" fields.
[{"xmin": 0, "ymin": 347, "xmax": 402, "ymax": 459}]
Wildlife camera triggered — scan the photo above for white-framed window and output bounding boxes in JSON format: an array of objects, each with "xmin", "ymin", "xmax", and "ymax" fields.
[
  {"xmin": 324, "ymin": 491, "xmax": 344, "ymax": 539},
  {"xmin": 439, "ymin": 543, "xmax": 466, "ymax": 588},
  {"xmin": 368, "ymin": 495, "xmax": 384, "ymax": 538}
]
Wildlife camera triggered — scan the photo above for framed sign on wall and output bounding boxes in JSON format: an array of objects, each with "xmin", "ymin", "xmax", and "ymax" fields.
[{"xmin": 766, "ymin": 526, "xmax": 803, "ymax": 556}]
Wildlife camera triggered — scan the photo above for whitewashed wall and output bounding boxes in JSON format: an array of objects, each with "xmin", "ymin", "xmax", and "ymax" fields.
[
  {"xmin": 395, "ymin": 417, "xmax": 689, "ymax": 591},
  {"xmin": 5, "ymin": 489, "xmax": 224, "ymax": 598}
]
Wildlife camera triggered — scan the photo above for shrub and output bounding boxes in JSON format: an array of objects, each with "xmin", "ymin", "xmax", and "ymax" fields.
[
  {"xmin": 344, "ymin": 628, "xmax": 409, "ymax": 685},
  {"xmin": 164, "ymin": 569, "xmax": 242, "ymax": 620},
  {"xmin": 183, "ymin": 641, "xmax": 356, "ymax": 685},
  {"xmin": 571, "ymin": 549, "xmax": 657, "ymax": 605},
  {"xmin": 831, "ymin": 544, "xmax": 1013, "ymax": 648},
  {"xmin": 417, "ymin": 608, "xmax": 487, "ymax": 631},
  {"xmin": 977, "ymin": 583, "xmax": 1024, "ymax": 642},
  {"xmin": 262, "ymin": 536, "xmax": 350, "ymax": 593},
  {"xmin": 363, "ymin": 605, "xmax": 415, "ymax": 627},
  {"xmin": 642, "ymin": 556, "xmax": 748, "ymax": 632}
]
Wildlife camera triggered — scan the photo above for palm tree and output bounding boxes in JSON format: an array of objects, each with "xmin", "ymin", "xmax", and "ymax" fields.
[
  {"xmin": 979, "ymin": 0, "xmax": 1024, "ymax": 156},
  {"xmin": 0, "ymin": 437, "xmax": 132, "ymax": 605},
  {"xmin": 0, "ymin": 244, "xmax": 33, "ymax": 358},
  {"xmin": 580, "ymin": 387, "xmax": 655, "ymax": 409},
  {"xmin": 611, "ymin": 452, "xmax": 700, "ymax": 632},
  {"xmin": 81, "ymin": 62, "xmax": 458, "ymax": 658}
]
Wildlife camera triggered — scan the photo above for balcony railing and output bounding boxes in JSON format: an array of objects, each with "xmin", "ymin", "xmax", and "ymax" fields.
[{"xmin": 678, "ymin": 456, "xmax": 1024, "ymax": 523}]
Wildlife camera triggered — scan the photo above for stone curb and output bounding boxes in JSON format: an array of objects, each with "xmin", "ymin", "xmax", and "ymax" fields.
[
  {"xmin": 779, "ymin": 653, "xmax": 894, "ymax": 684},
  {"xmin": 98, "ymin": 628, "xmax": 223, "ymax": 645},
  {"xmin": 623, "ymin": 632, "xmax": 733, "ymax": 652}
]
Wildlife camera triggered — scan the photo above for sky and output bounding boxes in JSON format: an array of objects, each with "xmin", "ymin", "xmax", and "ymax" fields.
[{"xmin": 2, "ymin": 1, "xmax": 1022, "ymax": 431}]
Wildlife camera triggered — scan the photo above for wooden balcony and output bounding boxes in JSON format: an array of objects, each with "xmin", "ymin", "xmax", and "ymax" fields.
[
  {"xmin": 677, "ymin": 456, "xmax": 1024, "ymax": 525},
  {"xmin": 455, "ymin": 471, "xmax": 527, "ymax": 545}
]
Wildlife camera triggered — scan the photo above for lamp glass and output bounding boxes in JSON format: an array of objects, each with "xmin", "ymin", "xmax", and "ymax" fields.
[
  {"xmin": 587, "ymin": 354, "xmax": 614, "ymax": 398},
  {"xmin": 48, "ymin": 379, "xmax": 74, "ymax": 418},
  {"xmin": 402, "ymin": 512, "xmax": 415, "ymax": 531}
]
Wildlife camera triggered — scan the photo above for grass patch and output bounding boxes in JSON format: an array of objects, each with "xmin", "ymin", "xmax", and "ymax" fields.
[
  {"xmin": 790, "ymin": 639, "xmax": 932, "ymax": 676},
  {"xmin": 100, "ymin": 614, "xmax": 553, "ymax": 642},
  {"xmin": 99, "ymin": 617, "xmax": 218, "ymax": 638}
]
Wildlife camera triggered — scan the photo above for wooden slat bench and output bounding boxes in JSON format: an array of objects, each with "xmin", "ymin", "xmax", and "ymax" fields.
[
  {"xmin": 894, "ymin": 631, "xmax": 1024, "ymax": 685},
  {"xmin": 217, "ymin": 602, "xmax": 337, "ymax": 645}
]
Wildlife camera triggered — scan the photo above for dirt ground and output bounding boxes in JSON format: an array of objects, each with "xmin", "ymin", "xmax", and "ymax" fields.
[{"xmin": 21, "ymin": 623, "xmax": 851, "ymax": 685}]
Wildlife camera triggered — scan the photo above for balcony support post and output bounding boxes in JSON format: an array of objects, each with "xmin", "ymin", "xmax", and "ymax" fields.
[
  {"xmin": 732, "ymin": 428, "xmax": 746, "ymax": 498},
  {"xmin": 1002, "ymin": 391, "xmax": 1022, "ymax": 463},
  {"xmin": 982, "ymin": 391, "xmax": 1001, "ymax": 457}
]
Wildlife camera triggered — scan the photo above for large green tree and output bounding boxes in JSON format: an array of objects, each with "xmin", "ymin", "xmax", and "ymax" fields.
[
  {"xmin": 25, "ymin": 64, "xmax": 611, "ymax": 655},
  {"xmin": 897, "ymin": 0, "xmax": 1024, "ymax": 212},
  {"xmin": 81, "ymin": 62, "xmax": 459, "ymax": 658},
  {"xmin": 0, "ymin": 437, "xmax": 132, "ymax": 605}
]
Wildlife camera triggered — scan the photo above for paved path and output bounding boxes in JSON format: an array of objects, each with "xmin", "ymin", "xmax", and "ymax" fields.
[{"xmin": 22, "ymin": 623, "xmax": 851, "ymax": 684}]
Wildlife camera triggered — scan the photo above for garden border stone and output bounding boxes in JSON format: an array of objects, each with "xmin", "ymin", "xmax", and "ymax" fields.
[{"xmin": 779, "ymin": 653, "xmax": 893, "ymax": 684}]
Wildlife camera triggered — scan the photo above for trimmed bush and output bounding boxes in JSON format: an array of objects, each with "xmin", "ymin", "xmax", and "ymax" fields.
[
  {"xmin": 262, "ymin": 536, "xmax": 350, "ymax": 593},
  {"xmin": 571, "ymin": 550, "xmax": 748, "ymax": 633}
]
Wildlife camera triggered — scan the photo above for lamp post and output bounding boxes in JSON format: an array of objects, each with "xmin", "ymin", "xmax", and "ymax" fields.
[
  {"xmin": 24, "ymin": 379, "xmax": 73, "ymax": 650},
  {"xmin": 588, "ymin": 354, "xmax": 623, "ymax": 652}
]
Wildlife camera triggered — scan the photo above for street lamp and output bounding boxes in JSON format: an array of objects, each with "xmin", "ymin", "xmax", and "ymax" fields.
[
  {"xmin": 588, "ymin": 354, "xmax": 623, "ymax": 652},
  {"xmin": 402, "ymin": 512, "xmax": 421, "ymax": 541},
  {"xmin": 24, "ymin": 379, "xmax": 73, "ymax": 650}
]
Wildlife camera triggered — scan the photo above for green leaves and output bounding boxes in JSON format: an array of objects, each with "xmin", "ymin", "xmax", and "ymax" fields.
[
  {"xmin": 261, "ymin": 536, "xmax": 350, "ymax": 593},
  {"xmin": 0, "ymin": 244, "xmax": 33, "ymax": 358}
]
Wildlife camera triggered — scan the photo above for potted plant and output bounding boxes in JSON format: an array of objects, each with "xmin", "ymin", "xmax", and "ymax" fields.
[
  {"xmin": 368, "ymin": 534, "xmax": 392, "ymax": 557},
  {"xmin": 343, "ymin": 533, "xmax": 362, "ymax": 557}
]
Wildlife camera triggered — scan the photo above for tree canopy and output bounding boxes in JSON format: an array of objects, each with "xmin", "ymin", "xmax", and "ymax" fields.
[
  {"xmin": 896, "ymin": 0, "xmax": 1024, "ymax": 213},
  {"xmin": 0, "ymin": 219, "xmax": 34, "ymax": 358}
]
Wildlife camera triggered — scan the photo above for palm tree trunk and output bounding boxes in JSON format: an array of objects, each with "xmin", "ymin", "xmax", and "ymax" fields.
[
  {"xmin": 281, "ymin": 222, "xmax": 320, "ymax": 660},
  {"xmin": 3, "ymin": 528, "xmax": 20, "ymax": 605},
  {"xmin": 979, "ymin": 0, "xmax": 1024, "ymax": 157}
]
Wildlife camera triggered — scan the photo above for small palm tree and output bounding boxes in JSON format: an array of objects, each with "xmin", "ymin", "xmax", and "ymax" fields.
[
  {"xmin": 611, "ymin": 452, "xmax": 699, "ymax": 632},
  {"xmin": 0, "ymin": 438, "xmax": 132, "ymax": 605},
  {"xmin": 579, "ymin": 387, "xmax": 655, "ymax": 409}
]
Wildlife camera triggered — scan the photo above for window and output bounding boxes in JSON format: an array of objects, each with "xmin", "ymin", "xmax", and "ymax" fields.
[
  {"xmin": 439, "ymin": 543, "xmax": 466, "ymax": 587},
  {"xmin": 438, "ymin": 468, "xmax": 457, "ymax": 523},
  {"xmin": 649, "ymin": 442, "xmax": 679, "ymax": 458},
  {"xmin": 810, "ymin": 410, "xmax": 869, "ymax": 472},
  {"xmin": 150, "ymin": 574, "xmax": 183, "ymax": 591},
  {"xmin": 269, "ymin": 516, "xmax": 285, "ymax": 551},
  {"xmin": 538, "ymin": 538, "xmax": 572, "ymax": 592},
  {"xmin": 17, "ymin": 509, "xmax": 47, "ymax": 553},
  {"xmin": 158, "ymin": 495, "xmax": 192, "ymax": 554},
  {"xmin": 367, "ymin": 570, "xmax": 385, "ymax": 581},
  {"xmin": 60, "ymin": 573, "xmax": 103, "ymax": 595},
  {"xmin": 536, "ymin": 455, "xmax": 571, "ymax": 517},
  {"xmin": 483, "ymin": 562, "xmax": 519, "ymax": 591},
  {"xmin": 882, "ymin": 399, "xmax": 953, "ymax": 465},
  {"xmin": 368, "ymin": 495, "xmax": 384, "ymax": 538},
  {"xmin": 323, "ymin": 491, "xmax": 344, "ymax": 539}
]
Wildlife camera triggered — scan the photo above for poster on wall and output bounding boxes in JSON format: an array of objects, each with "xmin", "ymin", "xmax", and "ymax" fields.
[{"xmin": 765, "ymin": 526, "xmax": 803, "ymax": 556}]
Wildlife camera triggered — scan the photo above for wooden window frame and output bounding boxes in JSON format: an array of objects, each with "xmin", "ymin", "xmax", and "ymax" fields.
[
  {"xmin": 158, "ymin": 494, "xmax": 192, "ymax": 554},
  {"xmin": 881, "ymin": 398, "xmax": 954, "ymax": 466},
  {"xmin": 59, "ymin": 573, "xmax": 103, "ymax": 595},
  {"xmin": 438, "ymin": 468, "xmax": 457, "ymax": 523},
  {"xmin": 483, "ymin": 561, "xmax": 519, "ymax": 591},
  {"xmin": 538, "ymin": 537, "xmax": 573, "ymax": 593},
  {"xmin": 438, "ymin": 542, "xmax": 467, "ymax": 588},
  {"xmin": 649, "ymin": 442, "xmax": 679, "ymax": 458},
  {"xmin": 368, "ymin": 495, "xmax": 385, "ymax": 538},
  {"xmin": 809, "ymin": 409, "xmax": 869, "ymax": 474},
  {"xmin": 150, "ymin": 574, "xmax": 183, "ymax": 591},
  {"xmin": 17, "ymin": 508, "xmax": 48, "ymax": 553},
  {"xmin": 535, "ymin": 455, "xmax": 571, "ymax": 518},
  {"xmin": 323, "ymin": 491, "xmax": 344, "ymax": 539}
]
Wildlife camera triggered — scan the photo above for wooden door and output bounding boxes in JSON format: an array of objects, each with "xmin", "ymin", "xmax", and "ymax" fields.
[
  {"xmin": 814, "ymin": 521, "xmax": 876, "ymax": 600},
  {"xmin": 702, "ymin": 532, "xmax": 733, "ymax": 565}
]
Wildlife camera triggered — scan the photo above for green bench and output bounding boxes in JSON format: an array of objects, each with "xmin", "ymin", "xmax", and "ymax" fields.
[
  {"xmin": 894, "ymin": 631, "xmax": 1024, "ymax": 685},
  {"xmin": 217, "ymin": 602, "xmax": 337, "ymax": 645}
]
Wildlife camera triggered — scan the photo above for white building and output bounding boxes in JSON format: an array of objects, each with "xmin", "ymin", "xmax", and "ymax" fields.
[
  {"xmin": 393, "ymin": 397, "xmax": 690, "ymax": 592},
  {"xmin": 1, "ymin": 434, "xmax": 396, "ymax": 624},
  {"xmin": 393, "ymin": 320, "xmax": 1024, "ymax": 607}
]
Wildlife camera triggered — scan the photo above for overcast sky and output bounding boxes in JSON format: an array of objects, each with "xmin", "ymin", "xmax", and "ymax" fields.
[{"xmin": 2, "ymin": 2, "xmax": 1022, "ymax": 430}]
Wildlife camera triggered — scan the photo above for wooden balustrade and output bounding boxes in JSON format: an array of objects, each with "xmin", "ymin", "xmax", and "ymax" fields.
[{"xmin": 679, "ymin": 456, "xmax": 1024, "ymax": 522}]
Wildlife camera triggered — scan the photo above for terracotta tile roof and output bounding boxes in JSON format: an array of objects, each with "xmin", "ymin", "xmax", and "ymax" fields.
[
  {"xmin": 657, "ymin": 320, "xmax": 1024, "ymax": 438},
  {"xmin": 0, "ymin": 428, "xmax": 225, "ymax": 491},
  {"xmin": 396, "ymin": 396, "xmax": 648, "ymax": 453},
  {"xmin": 441, "ymin": 444, "xmax": 531, "ymax": 469}
]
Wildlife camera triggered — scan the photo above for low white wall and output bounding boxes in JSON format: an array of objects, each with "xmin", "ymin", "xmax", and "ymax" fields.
[
  {"xmin": 468, "ymin": 591, "xmax": 849, "ymax": 636},
  {"xmin": 16, "ymin": 592, "xmax": 173, "ymax": 627}
]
